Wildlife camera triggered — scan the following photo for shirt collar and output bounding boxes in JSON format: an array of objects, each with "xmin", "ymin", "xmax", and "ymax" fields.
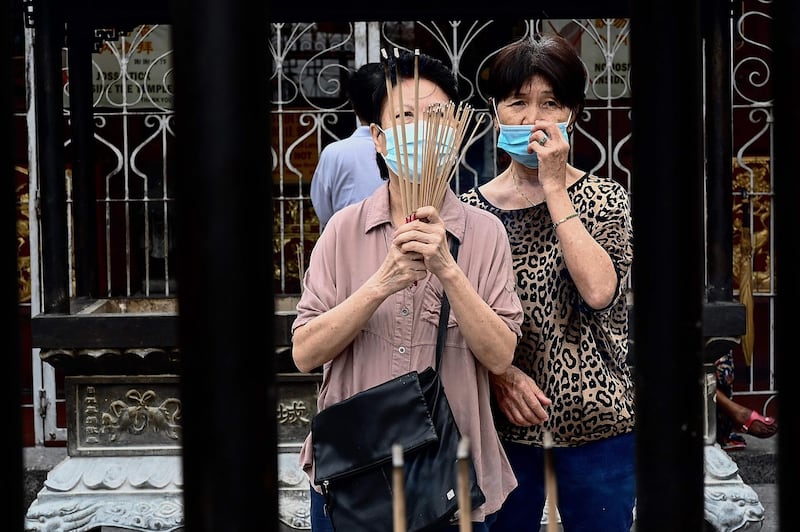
[{"xmin": 352, "ymin": 125, "xmax": 373, "ymax": 138}]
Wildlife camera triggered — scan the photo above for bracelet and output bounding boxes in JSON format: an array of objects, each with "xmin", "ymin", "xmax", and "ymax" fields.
[{"xmin": 552, "ymin": 212, "xmax": 579, "ymax": 230}]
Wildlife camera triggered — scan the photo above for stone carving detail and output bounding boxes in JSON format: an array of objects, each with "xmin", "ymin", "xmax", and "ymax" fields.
[
  {"xmin": 704, "ymin": 444, "xmax": 765, "ymax": 531},
  {"xmin": 25, "ymin": 497, "xmax": 184, "ymax": 532},
  {"xmin": 25, "ymin": 496, "xmax": 184, "ymax": 532},
  {"xmin": 25, "ymin": 456, "xmax": 184, "ymax": 532},
  {"xmin": 277, "ymin": 399, "xmax": 311, "ymax": 426},
  {"xmin": 100, "ymin": 389, "xmax": 182, "ymax": 442},
  {"xmin": 278, "ymin": 453, "xmax": 311, "ymax": 530},
  {"xmin": 42, "ymin": 456, "xmax": 182, "ymax": 493}
]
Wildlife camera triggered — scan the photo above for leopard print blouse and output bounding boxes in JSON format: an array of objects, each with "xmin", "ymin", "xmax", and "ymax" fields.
[{"xmin": 460, "ymin": 173, "xmax": 635, "ymax": 447}]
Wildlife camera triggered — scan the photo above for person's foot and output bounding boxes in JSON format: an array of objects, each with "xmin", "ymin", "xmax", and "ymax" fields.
[{"xmin": 741, "ymin": 410, "xmax": 778, "ymax": 438}]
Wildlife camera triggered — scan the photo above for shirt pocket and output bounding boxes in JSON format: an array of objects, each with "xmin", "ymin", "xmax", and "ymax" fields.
[{"xmin": 419, "ymin": 283, "xmax": 460, "ymax": 338}]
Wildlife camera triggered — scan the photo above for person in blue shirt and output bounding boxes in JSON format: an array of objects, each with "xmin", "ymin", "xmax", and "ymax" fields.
[{"xmin": 310, "ymin": 62, "xmax": 386, "ymax": 229}]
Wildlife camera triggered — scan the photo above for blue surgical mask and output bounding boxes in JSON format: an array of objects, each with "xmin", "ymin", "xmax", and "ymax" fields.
[
  {"xmin": 494, "ymin": 102, "xmax": 572, "ymax": 169},
  {"xmin": 380, "ymin": 121, "xmax": 456, "ymax": 180}
]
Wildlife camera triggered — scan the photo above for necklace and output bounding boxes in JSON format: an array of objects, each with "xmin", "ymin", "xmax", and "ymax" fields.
[{"xmin": 512, "ymin": 171, "xmax": 537, "ymax": 208}]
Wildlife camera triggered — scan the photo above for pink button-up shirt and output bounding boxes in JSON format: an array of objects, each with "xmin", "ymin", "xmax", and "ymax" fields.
[{"xmin": 293, "ymin": 183, "xmax": 523, "ymax": 520}]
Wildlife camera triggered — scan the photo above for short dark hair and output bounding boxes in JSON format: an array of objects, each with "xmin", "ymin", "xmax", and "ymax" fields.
[
  {"xmin": 372, "ymin": 49, "xmax": 460, "ymax": 121},
  {"xmin": 346, "ymin": 62, "xmax": 385, "ymax": 125},
  {"xmin": 486, "ymin": 34, "xmax": 586, "ymax": 117}
]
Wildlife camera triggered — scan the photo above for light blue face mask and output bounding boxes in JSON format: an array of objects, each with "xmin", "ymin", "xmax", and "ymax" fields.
[
  {"xmin": 380, "ymin": 121, "xmax": 456, "ymax": 180},
  {"xmin": 494, "ymin": 103, "xmax": 572, "ymax": 169}
]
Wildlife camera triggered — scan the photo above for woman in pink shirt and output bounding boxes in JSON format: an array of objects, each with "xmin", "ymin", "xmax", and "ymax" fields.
[{"xmin": 292, "ymin": 50, "xmax": 523, "ymax": 531}]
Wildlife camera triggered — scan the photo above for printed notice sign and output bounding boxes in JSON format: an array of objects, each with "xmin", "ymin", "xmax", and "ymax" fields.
[{"xmin": 64, "ymin": 25, "xmax": 174, "ymax": 110}]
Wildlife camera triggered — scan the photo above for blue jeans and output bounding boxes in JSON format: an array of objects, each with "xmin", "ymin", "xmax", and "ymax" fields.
[
  {"xmin": 310, "ymin": 486, "xmax": 496, "ymax": 532},
  {"xmin": 491, "ymin": 433, "xmax": 636, "ymax": 532}
]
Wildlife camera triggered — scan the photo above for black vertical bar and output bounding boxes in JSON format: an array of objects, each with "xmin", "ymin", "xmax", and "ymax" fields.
[
  {"xmin": 33, "ymin": 0, "xmax": 70, "ymax": 313},
  {"xmin": 704, "ymin": 0, "xmax": 734, "ymax": 303},
  {"xmin": 630, "ymin": 2, "xmax": 706, "ymax": 530},
  {"xmin": 772, "ymin": 2, "xmax": 799, "ymax": 530},
  {"xmin": 33, "ymin": 0, "xmax": 70, "ymax": 312},
  {"xmin": 65, "ymin": 0, "xmax": 98, "ymax": 299},
  {"xmin": 3, "ymin": 0, "xmax": 24, "ymax": 529},
  {"xmin": 171, "ymin": 1, "xmax": 276, "ymax": 531}
]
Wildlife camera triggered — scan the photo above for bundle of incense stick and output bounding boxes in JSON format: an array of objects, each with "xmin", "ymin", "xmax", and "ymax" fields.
[
  {"xmin": 392, "ymin": 443, "xmax": 407, "ymax": 532},
  {"xmin": 382, "ymin": 48, "xmax": 484, "ymax": 220},
  {"xmin": 543, "ymin": 430, "xmax": 559, "ymax": 532},
  {"xmin": 457, "ymin": 436, "xmax": 472, "ymax": 532}
]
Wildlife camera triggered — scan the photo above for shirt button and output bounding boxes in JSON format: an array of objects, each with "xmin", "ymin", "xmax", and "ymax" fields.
[
  {"xmin": 401, "ymin": 307, "xmax": 409, "ymax": 316},
  {"xmin": 398, "ymin": 346, "xmax": 406, "ymax": 354}
]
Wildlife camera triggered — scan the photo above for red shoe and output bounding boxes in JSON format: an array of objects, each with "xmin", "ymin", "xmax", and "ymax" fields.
[{"xmin": 742, "ymin": 410, "xmax": 778, "ymax": 438}]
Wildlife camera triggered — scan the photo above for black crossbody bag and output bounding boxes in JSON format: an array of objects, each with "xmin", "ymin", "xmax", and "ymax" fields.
[{"xmin": 311, "ymin": 239, "xmax": 485, "ymax": 532}]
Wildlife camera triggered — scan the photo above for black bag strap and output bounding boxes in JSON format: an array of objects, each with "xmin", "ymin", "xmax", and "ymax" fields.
[{"xmin": 435, "ymin": 236, "xmax": 459, "ymax": 370}]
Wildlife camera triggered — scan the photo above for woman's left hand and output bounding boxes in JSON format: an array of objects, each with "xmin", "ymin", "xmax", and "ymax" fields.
[
  {"xmin": 392, "ymin": 206, "xmax": 454, "ymax": 277},
  {"xmin": 490, "ymin": 365, "xmax": 552, "ymax": 426},
  {"xmin": 529, "ymin": 120, "xmax": 570, "ymax": 189}
]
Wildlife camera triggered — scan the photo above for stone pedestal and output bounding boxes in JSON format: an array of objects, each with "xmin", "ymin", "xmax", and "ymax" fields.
[
  {"xmin": 25, "ymin": 456, "xmax": 183, "ymax": 531},
  {"xmin": 27, "ymin": 297, "xmax": 184, "ymax": 531},
  {"xmin": 25, "ymin": 373, "xmax": 184, "ymax": 532}
]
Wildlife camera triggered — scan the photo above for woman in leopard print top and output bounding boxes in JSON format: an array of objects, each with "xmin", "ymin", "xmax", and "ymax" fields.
[{"xmin": 460, "ymin": 34, "xmax": 635, "ymax": 532}]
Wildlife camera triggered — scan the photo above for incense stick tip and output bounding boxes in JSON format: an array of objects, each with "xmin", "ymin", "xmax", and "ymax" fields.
[
  {"xmin": 543, "ymin": 430, "xmax": 554, "ymax": 449},
  {"xmin": 392, "ymin": 443, "xmax": 404, "ymax": 466},
  {"xmin": 457, "ymin": 436, "xmax": 470, "ymax": 459}
]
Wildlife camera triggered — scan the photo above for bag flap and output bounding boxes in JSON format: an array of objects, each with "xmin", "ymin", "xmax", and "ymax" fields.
[{"xmin": 312, "ymin": 371, "xmax": 438, "ymax": 482}]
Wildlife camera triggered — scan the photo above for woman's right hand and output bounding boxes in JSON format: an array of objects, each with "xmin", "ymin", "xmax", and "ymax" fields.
[{"xmin": 373, "ymin": 241, "xmax": 429, "ymax": 294}]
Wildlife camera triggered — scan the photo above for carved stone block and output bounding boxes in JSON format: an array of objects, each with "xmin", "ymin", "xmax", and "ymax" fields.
[{"xmin": 66, "ymin": 375, "xmax": 181, "ymax": 456}]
